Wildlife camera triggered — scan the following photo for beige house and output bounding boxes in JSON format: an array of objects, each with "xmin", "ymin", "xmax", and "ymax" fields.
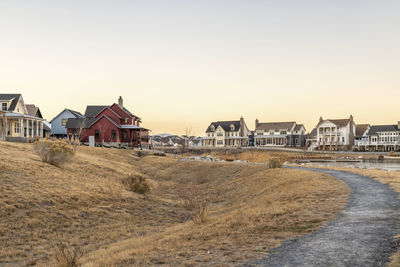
[
  {"xmin": 0, "ymin": 94, "xmax": 45, "ymax": 142},
  {"xmin": 203, "ymin": 117, "xmax": 249, "ymax": 147}
]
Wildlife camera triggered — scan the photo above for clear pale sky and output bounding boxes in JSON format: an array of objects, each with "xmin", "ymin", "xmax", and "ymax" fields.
[{"xmin": 1, "ymin": 1, "xmax": 399, "ymax": 135}]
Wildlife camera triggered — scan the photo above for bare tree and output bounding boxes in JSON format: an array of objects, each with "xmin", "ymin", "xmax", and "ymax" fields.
[
  {"xmin": 71, "ymin": 118, "xmax": 88, "ymax": 151},
  {"xmin": 181, "ymin": 127, "xmax": 192, "ymax": 154}
]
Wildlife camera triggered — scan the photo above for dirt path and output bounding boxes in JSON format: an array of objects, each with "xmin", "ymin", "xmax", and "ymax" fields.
[{"xmin": 249, "ymin": 167, "xmax": 400, "ymax": 267}]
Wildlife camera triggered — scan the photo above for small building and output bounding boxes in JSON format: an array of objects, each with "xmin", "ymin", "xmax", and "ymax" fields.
[
  {"xmin": 254, "ymin": 120, "xmax": 306, "ymax": 147},
  {"xmin": 66, "ymin": 96, "xmax": 149, "ymax": 148},
  {"xmin": 50, "ymin": 109, "xmax": 84, "ymax": 138},
  {"xmin": 306, "ymin": 128, "xmax": 318, "ymax": 150},
  {"xmin": 0, "ymin": 94, "xmax": 45, "ymax": 142},
  {"xmin": 203, "ymin": 117, "xmax": 249, "ymax": 147},
  {"xmin": 314, "ymin": 115, "xmax": 356, "ymax": 151}
]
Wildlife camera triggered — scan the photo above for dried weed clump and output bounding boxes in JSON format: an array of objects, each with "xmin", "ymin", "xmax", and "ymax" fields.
[
  {"xmin": 122, "ymin": 174, "xmax": 151, "ymax": 194},
  {"xmin": 54, "ymin": 236, "xmax": 83, "ymax": 267},
  {"xmin": 268, "ymin": 157, "xmax": 282, "ymax": 168},
  {"xmin": 34, "ymin": 140, "xmax": 75, "ymax": 166}
]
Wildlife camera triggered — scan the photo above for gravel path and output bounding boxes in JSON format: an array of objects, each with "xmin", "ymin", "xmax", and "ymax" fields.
[{"xmin": 249, "ymin": 167, "xmax": 400, "ymax": 267}]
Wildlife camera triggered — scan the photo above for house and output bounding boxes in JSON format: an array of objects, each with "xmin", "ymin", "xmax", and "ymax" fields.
[
  {"xmin": 203, "ymin": 117, "xmax": 249, "ymax": 147},
  {"xmin": 313, "ymin": 115, "xmax": 356, "ymax": 151},
  {"xmin": 356, "ymin": 122, "xmax": 400, "ymax": 152},
  {"xmin": 354, "ymin": 124, "xmax": 371, "ymax": 150},
  {"xmin": 50, "ymin": 108, "xmax": 84, "ymax": 138},
  {"xmin": 0, "ymin": 94, "xmax": 45, "ymax": 142},
  {"xmin": 66, "ymin": 96, "xmax": 149, "ymax": 148},
  {"xmin": 254, "ymin": 120, "xmax": 306, "ymax": 147},
  {"xmin": 306, "ymin": 128, "xmax": 318, "ymax": 150}
]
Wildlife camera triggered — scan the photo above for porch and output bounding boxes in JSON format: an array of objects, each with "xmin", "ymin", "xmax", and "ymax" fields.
[{"xmin": 0, "ymin": 112, "xmax": 44, "ymax": 141}]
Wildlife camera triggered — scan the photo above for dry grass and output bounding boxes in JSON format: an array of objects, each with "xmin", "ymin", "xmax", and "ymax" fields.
[{"xmin": 0, "ymin": 142, "xmax": 349, "ymax": 266}]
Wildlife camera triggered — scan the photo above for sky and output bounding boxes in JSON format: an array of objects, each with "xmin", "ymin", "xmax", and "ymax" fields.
[{"xmin": 0, "ymin": 0, "xmax": 399, "ymax": 135}]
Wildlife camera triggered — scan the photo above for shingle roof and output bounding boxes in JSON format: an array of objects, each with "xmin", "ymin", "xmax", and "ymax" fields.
[
  {"xmin": 356, "ymin": 124, "xmax": 370, "ymax": 137},
  {"xmin": 49, "ymin": 108, "xmax": 83, "ymax": 122},
  {"xmin": 293, "ymin": 124, "xmax": 305, "ymax": 132},
  {"xmin": 0, "ymin": 94, "xmax": 21, "ymax": 111},
  {"xmin": 256, "ymin": 122, "xmax": 296, "ymax": 132},
  {"xmin": 84, "ymin": 106, "xmax": 108, "ymax": 118},
  {"xmin": 307, "ymin": 127, "xmax": 318, "ymax": 139},
  {"xmin": 67, "ymin": 109, "xmax": 84, "ymax": 118},
  {"xmin": 65, "ymin": 117, "xmax": 97, "ymax": 129},
  {"xmin": 206, "ymin": 121, "xmax": 241, "ymax": 133},
  {"xmin": 367, "ymin": 125, "xmax": 400, "ymax": 136},
  {"xmin": 318, "ymin": 119, "xmax": 351, "ymax": 128}
]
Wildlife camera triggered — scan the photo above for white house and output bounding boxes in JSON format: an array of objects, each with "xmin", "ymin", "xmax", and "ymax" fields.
[
  {"xmin": 203, "ymin": 117, "xmax": 249, "ymax": 147},
  {"xmin": 313, "ymin": 115, "xmax": 356, "ymax": 151},
  {"xmin": 357, "ymin": 122, "xmax": 400, "ymax": 152}
]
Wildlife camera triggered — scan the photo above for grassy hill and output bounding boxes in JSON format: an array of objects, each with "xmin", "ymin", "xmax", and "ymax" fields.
[{"xmin": 0, "ymin": 142, "xmax": 349, "ymax": 266}]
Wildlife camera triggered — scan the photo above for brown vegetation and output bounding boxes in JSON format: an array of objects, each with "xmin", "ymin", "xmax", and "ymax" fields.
[
  {"xmin": 0, "ymin": 142, "xmax": 349, "ymax": 266},
  {"xmin": 33, "ymin": 140, "xmax": 75, "ymax": 166}
]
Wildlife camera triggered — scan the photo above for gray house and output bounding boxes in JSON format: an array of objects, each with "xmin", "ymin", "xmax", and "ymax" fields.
[{"xmin": 50, "ymin": 109, "xmax": 83, "ymax": 138}]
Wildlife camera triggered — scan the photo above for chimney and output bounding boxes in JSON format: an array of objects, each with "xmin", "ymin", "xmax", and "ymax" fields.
[
  {"xmin": 240, "ymin": 116, "xmax": 244, "ymax": 136},
  {"xmin": 349, "ymin": 115, "xmax": 354, "ymax": 121},
  {"xmin": 398, "ymin": 121, "xmax": 400, "ymax": 130},
  {"xmin": 319, "ymin": 116, "xmax": 323, "ymax": 122},
  {"xmin": 255, "ymin": 118, "xmax": 259, "ymax": 128},
  {"xmin": 118, "ymin": 96, "xmax": 123, "ymax": 107}
]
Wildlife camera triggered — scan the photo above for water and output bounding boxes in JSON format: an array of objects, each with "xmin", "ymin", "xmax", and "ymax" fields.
[{"xmin": 306, "ymin": 160, "xmax": 400, "ymax": 172}]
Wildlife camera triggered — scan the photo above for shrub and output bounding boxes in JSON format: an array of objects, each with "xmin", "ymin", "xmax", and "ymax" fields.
[
  {"xmin": 34, "ymin": 140, "xmax": 75, "ymax": 166},
  {"xmin": 268, "ymin": 157, "xmax": 282, "ymax": 168},
  {"xmin": 54, "ymin": 237, "xmax": 83, "ymax": 267},
  {"xmin": 122, "ymin": 174, "xmax": 151, "ymax": 194}
]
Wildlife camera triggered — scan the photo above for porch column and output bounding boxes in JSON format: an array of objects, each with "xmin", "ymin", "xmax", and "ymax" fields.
[
  {"xmin": 19, "ymin": 118, "xmax": 22, "ymax": 137},
  {"xmin": 5, "ymin": 117, "xmax": 7, "ymax": 136},
  {"xmin": 40, "ymin": 121, "xmax": 43, "ymax": 138},
  {"xmin": 31, "ymin": 120, "xmax": 34, "ymax": 138}
]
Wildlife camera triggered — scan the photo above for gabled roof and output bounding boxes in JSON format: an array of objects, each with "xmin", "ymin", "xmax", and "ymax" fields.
[
  {"xmin": 256, "ymin": 121, "xmax": 296, "ymax": 132},
  {"xmin": 0, "ymin": 94, "xmax": 22, "ymax": 111},
  {"xmin": 25, "ymin": 104, "xmax": 43, "ymax": 118},
  {"xmin": 84, "ymin": 105, "xmax": 108, "ymax": 118},
  {"xmin": 293, "ymin": 124, "xmax": 305, "ymax": 132},
  {"xmin": 317, "ymin": 118, "xmax": 352, "ymax": 128},
  {"xmin": 50, "ymin": 108, "xmax": 84, "ymax": 122},
  {"xmin": 206, "ymin": 121, "xmax": 241, "ymax": 133},
  {"xmin": 367, "ymin": 125, "xmax": 400, "ymax": 136},
  {"xmin": 356, "ymin": 124, "xmax": 370, "ymax": 137},
  {"xmin": 307, "ymin": 127, "xmax": 318, "ymax": 139}
]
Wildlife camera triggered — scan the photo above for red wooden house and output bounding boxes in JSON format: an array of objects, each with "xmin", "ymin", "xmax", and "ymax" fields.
[{"xmin": 66, "ymin": 97, "xmax": 149, "ymax": 148}]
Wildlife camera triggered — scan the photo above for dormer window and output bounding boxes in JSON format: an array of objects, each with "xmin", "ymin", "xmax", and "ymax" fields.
[
  {"xmin": 230, "ymin": 124, "xmax": 235, "ymax": 131},
  {"xmin": 210, "ymin": 125, "xmax": 215, "ymax": 131},
  {"xmin": 1, "ymin": 103, "xmax": 7, "ymax": 111}
]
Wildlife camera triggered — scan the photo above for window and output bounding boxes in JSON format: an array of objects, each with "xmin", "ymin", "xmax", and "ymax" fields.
[
  {"xmin": 270, "ymin": 131, "xmax": 274, "ymax": 135},
  {"xmin": 14, "ymin": 121, "xmax": 20, "ymax": 134},
  {"xmin": 95, "ymin": 130, "xmax": 99, "ymax": 139},
  {"xmin": 230, "ymin": 124, "xmax": 235, "ymax": 131},
  {"xmin": 123, "ymin": 131, "xmax": 128, "ymax": 139},
  {"xmin": 111, "ymin": 130, "xmax": 116, "ymax": 140},
  {"xmin": 217, "ymin": 132, "xmax": 223, "ymax": 136},
  {"xmin": 1, "ymin": 102, "xmax": 7, "ymax": 111},
  {"xmin": 342, "ymin": 137, "xmax": 345, "ymax": 143},
  {"xmin": 125, "ymin": 118, "xmax": 129, "ymax": 123},
  {"xmin": 61, "ymin": 119, "xmax": 68, "ymax": 126},
  {"xmin": 210, "ymin": 125, "xmax": 215, "ymax": 131},
  {"xmin": 217, "ymin": 140, "xmax": 223, "ymax": 145},
  {"xmin": 280, "ymin": 130, "xmax": 287, "ymax": 135}
]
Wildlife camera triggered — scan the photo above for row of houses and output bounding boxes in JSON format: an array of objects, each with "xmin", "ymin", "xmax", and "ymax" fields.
[
  {"xmin": 203, "ymin": 116, "xmax": 400, "ymax": 152},
  {"xmin": 0, "ymin": 94, "xmax": 149, "ymax": 148}
]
